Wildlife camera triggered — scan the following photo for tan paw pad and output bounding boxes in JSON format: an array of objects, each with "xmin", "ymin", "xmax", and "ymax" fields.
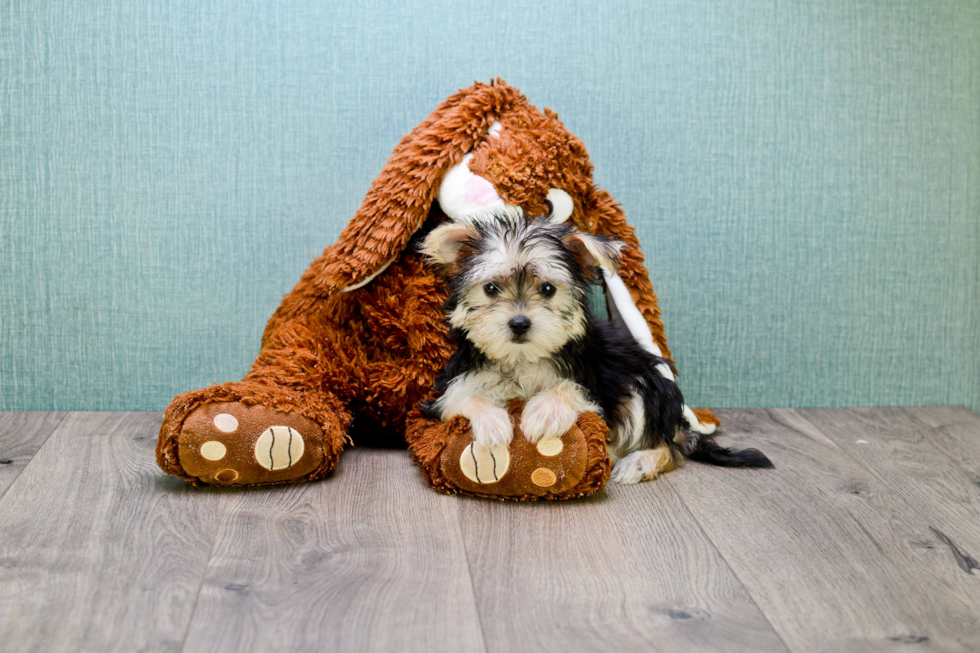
[
  {"xmin": 535, "ymin": 437, "xmax": 563, "ymax": 457},
  {"xmin": 530, "ymin": 467, "xmax": 557, "ymax": 488},
  {"xmin": 213, "ymin": 413, "xmax": 239, "ymax": 433},
  {"xmin": 459, "ymin": 442, "xmax": 510, "ymax": 484},
  {"xmin": 254, "ymin": 426, "xmax": 305, "ymax": 471},
  {"xmin": 200, "ymin": 440, "xmax": 227, "ymax": 461}
]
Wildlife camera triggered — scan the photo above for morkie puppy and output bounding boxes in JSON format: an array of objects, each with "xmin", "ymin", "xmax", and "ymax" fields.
[{"xmin": 420, "ymin": 215, "xmax": 772, "ymax": 483}]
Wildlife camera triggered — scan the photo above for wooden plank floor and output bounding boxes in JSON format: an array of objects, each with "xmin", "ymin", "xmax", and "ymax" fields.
[{"xmin": 0, "ymin": 408, "xmax": 978, "ymax": 653}]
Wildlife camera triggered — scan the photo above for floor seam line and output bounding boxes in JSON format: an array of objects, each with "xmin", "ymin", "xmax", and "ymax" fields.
[
  {"xmin": 455, "ymin": 500, "xmax": 492, "ymax": 653},
  {"xmin": 0, "ymin": 412, "xmax": 70, "ymax": 504},
  {"xmin": 663, "ymin": 457, "xmax": 795, "ymax": 653},
  {"xmin": 177, "ymin": 491, "xmax": 231, "ymax": 653}
]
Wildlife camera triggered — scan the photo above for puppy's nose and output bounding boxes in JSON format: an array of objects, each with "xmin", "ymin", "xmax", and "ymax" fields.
[{"xmin": 508, "ymin": 316, "xmax": 531, "ymax": 335}]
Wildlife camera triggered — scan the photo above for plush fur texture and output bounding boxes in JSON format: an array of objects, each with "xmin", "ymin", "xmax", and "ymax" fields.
[
  {"xmin": 156, "ymin": 80, "xmax": 720, "ymax": 495},
  {"xmin": 421, "ymin": 216, "xmax": 771, "ymax": 484}
]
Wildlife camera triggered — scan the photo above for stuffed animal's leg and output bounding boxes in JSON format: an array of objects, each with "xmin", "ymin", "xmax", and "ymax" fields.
[
  {"xmin": 407, "ymin": 404, "xmax": 612, "ymax": 500},
  {"xmin": 157, "ymin": 382, "xmax": 351, "ymax": 486},
  {"xmin": 156, "ymin": 320, "xmax": 355, "ymax": 486}
]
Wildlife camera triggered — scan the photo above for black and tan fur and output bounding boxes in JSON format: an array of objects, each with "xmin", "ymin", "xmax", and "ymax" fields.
[{"xmin": 421, "ymin": 215, "xmax": 772, "ymax": 484}]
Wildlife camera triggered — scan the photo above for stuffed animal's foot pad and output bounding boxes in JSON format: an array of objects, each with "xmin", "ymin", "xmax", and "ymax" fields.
[
  {"xmin": 535, "ymin": 436, "xmax": 564, "ymax": 457},
  {"xmin": 445, "ymin": 426, "xmax": 586, "ymax": 496},
  {"xmin": 457, "ymin": 439, "xmax": 564, "ymax": 486},
  {"xmin": 459, "ymin": 441, "xmax": 510, "ymax": 484},
  {"xmin": 432, "ymin": 406, "xmax": 608, "ymax": 499},
  {"xmin": 407, "ymin": 406, "xmax": 610, "ymax": 500},
  {"xmin": 177, "ymin": 402, "xmax": 324, "ymax": 485}
]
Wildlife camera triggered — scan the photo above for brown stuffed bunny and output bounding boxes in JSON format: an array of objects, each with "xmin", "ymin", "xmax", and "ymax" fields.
[{"xmin": 156, "ymin": 80, "xmax": 719, "ymax": 499}]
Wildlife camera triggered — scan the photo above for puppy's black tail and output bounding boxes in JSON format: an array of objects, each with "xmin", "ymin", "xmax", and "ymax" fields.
[{"xmin": 683, "ymin": 433, "xmax": 773, "ymax": 468}]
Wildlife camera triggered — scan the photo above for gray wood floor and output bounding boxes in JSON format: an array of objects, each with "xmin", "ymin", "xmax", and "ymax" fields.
[{"xmin": 1, "ymin": 408, "xmax": 979, "ymax": 653}]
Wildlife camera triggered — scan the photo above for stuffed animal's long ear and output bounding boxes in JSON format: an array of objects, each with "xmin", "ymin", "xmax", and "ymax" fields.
[
  {"xmin": 584, "ymin": 185, "xmax": 721, "ymax": 432},
  {"xmin": 583, "ymin": 185, "xmax": 672, "ymax": 360},
  {"xmin": 304, "ymin": 81, "xmax": 526, "ymax": 295}
]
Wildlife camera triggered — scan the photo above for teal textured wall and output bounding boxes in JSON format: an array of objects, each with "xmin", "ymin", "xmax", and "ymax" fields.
[{"xmin": 2, "ymin": 1, "xmax": 978, "ymax": 412}]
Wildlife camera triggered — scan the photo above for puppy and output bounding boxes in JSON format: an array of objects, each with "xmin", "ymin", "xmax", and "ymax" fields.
[{"xmin": 420, "ymin": 215, "xmax": 772, "ymax": 483}]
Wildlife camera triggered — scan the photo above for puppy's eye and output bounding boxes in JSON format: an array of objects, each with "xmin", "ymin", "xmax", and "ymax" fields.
[
  {"xmin": 539, "ymin": 283, "xmax": 556, "ymax": 298},
  {"xmin": 483, "ymin": 283, "xmax": 501, "ymax": 297}
]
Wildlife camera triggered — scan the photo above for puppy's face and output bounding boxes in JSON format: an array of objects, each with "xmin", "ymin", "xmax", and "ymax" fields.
[{"xmin": 423, "ymin": 217, "xmax": 623, "ymax": 365}]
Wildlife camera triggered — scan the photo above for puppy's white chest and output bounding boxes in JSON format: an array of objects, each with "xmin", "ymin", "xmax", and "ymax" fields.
[{"xmin": 495, "ymin": 361, "xmax": 563, "ymax": 401}]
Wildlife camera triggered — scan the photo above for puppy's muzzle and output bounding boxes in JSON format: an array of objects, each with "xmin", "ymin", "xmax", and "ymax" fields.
[{"xmin": 508, "ymin": 316, "xmax": 531, "ymax": 338}]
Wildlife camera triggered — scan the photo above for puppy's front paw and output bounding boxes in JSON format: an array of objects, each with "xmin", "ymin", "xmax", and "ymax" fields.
[
  {"xmin": 469, "ymin": 405, "xmax": 514, "ymax": 448},
  {"xmin": 520, "ymin": 394, "xmax": 580, "ymax": 444}
]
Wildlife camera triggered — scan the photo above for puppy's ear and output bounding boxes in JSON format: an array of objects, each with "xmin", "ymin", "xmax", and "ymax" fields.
[
  {"xmin": 421, "ymin": 222, "xmax": 478, "ymax": 265},
  {"xmin": 563, "ymin": 231, "xmax": 625, "ymax": 272}
]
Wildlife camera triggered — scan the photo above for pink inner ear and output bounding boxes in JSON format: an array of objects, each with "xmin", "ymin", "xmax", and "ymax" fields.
[{"xmin": 463, "ymin": 175, "xmax": 500, "ymax": 206}]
